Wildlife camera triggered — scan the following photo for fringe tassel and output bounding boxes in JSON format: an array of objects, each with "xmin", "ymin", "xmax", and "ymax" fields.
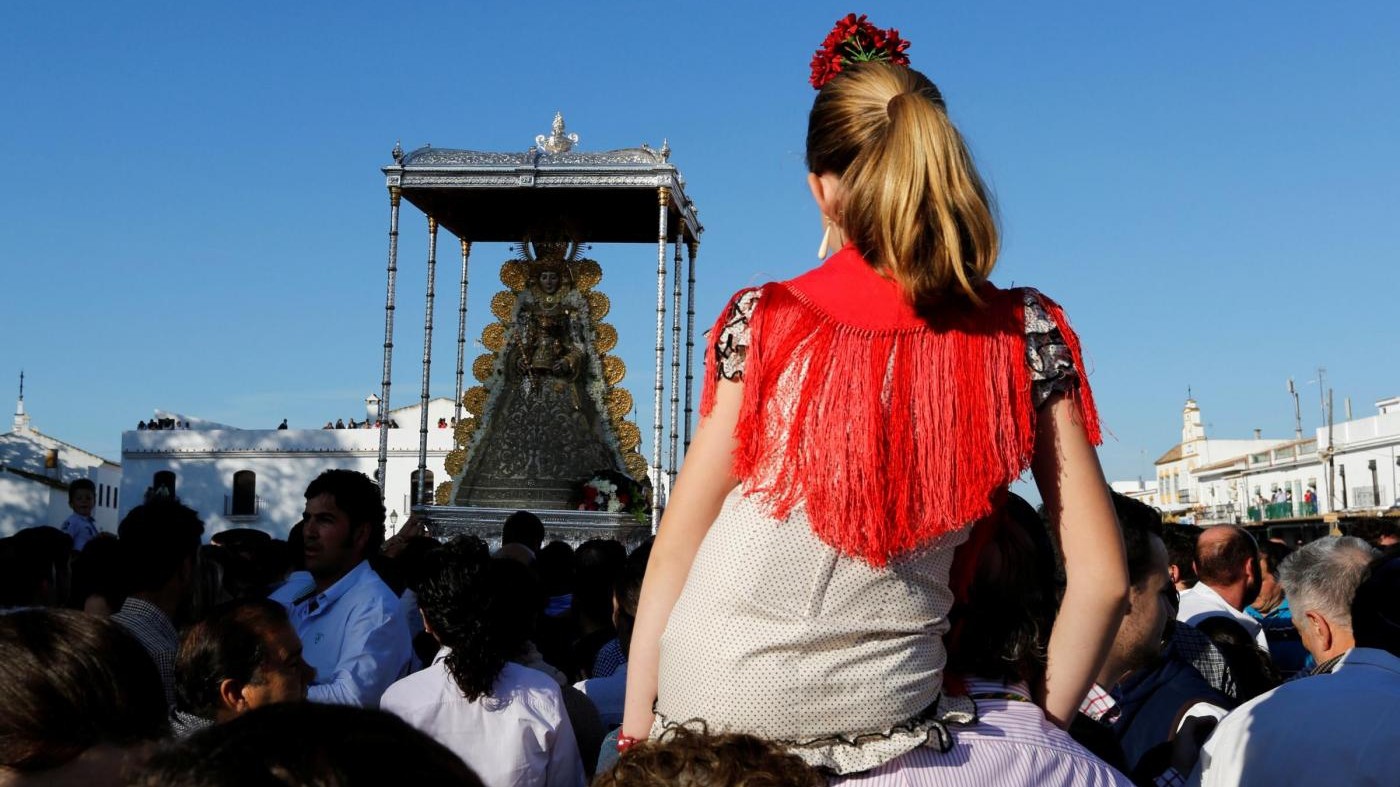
[{"xmin": 724, "ymin": 284, "xmax": 1039, "ymax": 566}]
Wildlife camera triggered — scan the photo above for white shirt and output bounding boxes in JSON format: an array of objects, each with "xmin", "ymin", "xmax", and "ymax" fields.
[
  {"xmin": 573, "ymin": 662, "xmax": 627, "ymax": 728},
  {"xmin": 382, "ymin": 655, "xmax": 586, "ymax": 787},
  {"xmin": 60, "ymin": 513, "xmax": 98, "ymax": 551},
  {"xmin": 269, "ymin": 560, "xmax": 411, "ymax": 708},
  {"xmin": 1176, "ymin": 581, "xmax": 1268, "ymax": 650},
  {"xmin": 1191, "ymin": 647, "xmax": 1400, "ymax": 786}
]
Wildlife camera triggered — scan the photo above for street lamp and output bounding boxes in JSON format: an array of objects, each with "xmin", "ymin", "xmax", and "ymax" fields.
[{"xmin": 388, "ymin": 509, "xmax": 399, "ymax": 536}]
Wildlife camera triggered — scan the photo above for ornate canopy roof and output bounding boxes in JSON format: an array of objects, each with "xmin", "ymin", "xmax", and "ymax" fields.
[{"xmin": 383, "ymin": 113, "xmax": 702, "ymax": 244}]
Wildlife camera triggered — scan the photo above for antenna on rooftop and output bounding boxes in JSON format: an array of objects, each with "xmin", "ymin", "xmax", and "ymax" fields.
[
  {"xmin": 17, "ymin": 369, "xmax": 23, "ymax": 403},
  {"xmin": 1288, "ymin": 377, "xmax": 1303, "ymax": 439}
]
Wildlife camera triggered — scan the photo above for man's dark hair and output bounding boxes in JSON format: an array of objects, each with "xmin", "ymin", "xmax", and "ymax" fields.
[
  {"xmin": 537, "ymin": 540, "xmax": 575, "ymax": 597},
  {"xmin": 1195, "ymin": 525, "xmax": 1258, "ymax": 586},
  {"xmin": 1111, "ymin": 493, "xmax": 1165, "ymax": 588},
  {"xmin": 947, "ymin": 494, "xmax": 1056, "ymax": 684},
  {"xmin": 1257, "ymin": 540, "xmax": 1293, "ymax": 580},
  {"xmin": 0, "ymin": 609, "xmax": 168, "ymax": 772},
  {"xmin": 130, "ymin": 703, "xmax": 484, "ymax": 787},
  {"xmin": 615, "ymin": 540, "xmax": 653, "ymax": 657},
  {"xmin": 1351, "ymin": 553, "xmax": 1400, "ymax": 656},
  {"xmin": 118, "ymin": 500, "xmax": 205, "ymax": 594},
  {"xmin": 304, "ymin": 470, "xmax": 385, "ymax": 554},
  {"xmin": 176, "ymin": 600, "xmax": 293, "ymax": 720},
  {"xmin": 68, "ymin": 477, "xmax": 96, "ymax": 500},
  {"xmin": 0, "ymin": 527, "xmax": 73, "ymax": 607},
  {"xmin": 502, "ymin": 510, "xmax": 544, "ymax": 554},
  {"xmin": 1161, "ymin": 523, "xmax": 1199, "ymax": 586},
  {"xmin": 415, "ymin": 536, "xmax": 516, "ymax": 701}
]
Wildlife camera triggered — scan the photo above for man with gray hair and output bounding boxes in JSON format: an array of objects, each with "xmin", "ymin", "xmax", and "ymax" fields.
[{"xmin": 1276, "ymin": 535, "xmax": 1378, "ymax": 675}]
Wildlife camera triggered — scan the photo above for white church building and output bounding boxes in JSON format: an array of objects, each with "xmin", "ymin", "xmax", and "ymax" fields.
[
  {"xmin": 0, "ymin": 384, "xmax": 122, "ymax": 537},
  {"xmin": 120, "ymin": 396, "xmax": 459, "ymax": 540}
]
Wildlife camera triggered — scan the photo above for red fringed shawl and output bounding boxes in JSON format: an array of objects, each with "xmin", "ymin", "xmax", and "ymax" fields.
[{"xmin": 700, "ymin": 247, "xmax": 1100, "ymax": 566}]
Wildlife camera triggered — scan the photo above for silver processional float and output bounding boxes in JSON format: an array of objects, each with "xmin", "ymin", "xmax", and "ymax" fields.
[{"xmin": 376, "ymin": 114, "xmax": 701, "ymax": 545}]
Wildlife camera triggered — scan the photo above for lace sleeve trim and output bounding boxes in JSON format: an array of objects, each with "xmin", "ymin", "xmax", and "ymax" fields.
[
  {"xmin": 714, "ymin": 289, "xmax": 761, "ymax": 381},
  {"xmin": 1023, "ymin": 290, "xmax": 1080, "ymax": 408}
]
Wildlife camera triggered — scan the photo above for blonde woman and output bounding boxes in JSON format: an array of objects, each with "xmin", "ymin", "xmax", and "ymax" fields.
[{"xmin": 620, "ymin": 16, "xmax": 1128, "ymax": 780}]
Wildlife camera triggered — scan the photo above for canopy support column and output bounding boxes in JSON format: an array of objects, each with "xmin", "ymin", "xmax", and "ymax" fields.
[
  {"xmin": 376, "ymin": 186, "xmax": 402, "ymax": 499},
  {"xmin": 416, "ymin": 216, "xmax": 438, "ymax": 508},
  {"xmin": 454, "ymin": 239, "xmax": 472, "ymax": 426},
  {"xmin": 651, "ymin": 187, "xmax": 671, "ymax": 530},
  {"xmin": 684, "ymin": 240, "xmax": 698, "ymax": 453},
  {"xmin": 668, "ymin": 232, "xmax": 683, "ymax": 487}
]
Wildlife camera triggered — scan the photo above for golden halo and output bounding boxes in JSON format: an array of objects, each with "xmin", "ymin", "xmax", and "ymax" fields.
[
  {"xmin": 625, "ymin": 452, "xmax": 650, "ymax": 482},
  {"xmin": 463, "ymin": 386, "xmax": 488, "ymax": 416},
  {"xmin": 434, "ymin": 481, "xmax": 452, "ymax": 505},
  {"xmin": 490, "ymin": 291, "xmax": 516, "ymax": 322},
  {"xmin": 500, "ymin": 261, "xmax": 528, "ymax": 292},
  {"xmin": 602, "ymin": 356, "xmax": 625, "ymax": 386},
  {"xmin": 606, "ymin": 388, "xmax": 633, "ymax": 420},
  {"xmin": 472, "ymin": 354, "xmax": 496, "ymax": 383},
  {"xmin": 571, "ymin": 260, "xmax": 602, "ymax": 292},
  {"xmin": 593, "ymin": 323, "xmax": 618, "ymax": 353},
  {"xmin": 615, "ymin": 422, "xmax": 641, "ymax": 451},
  {"xmin": 588, "ymin": 291, "xmax": 610, "ymax": 321},
  {"xmin": 481, "ymin": 323, "xmax": 506, "ymax": 353},
  {"xmin": 444, "ymin": 449, "xmax": 466, "ymax": 478},
  {"xmin": 453, "ymin": 417, "xmax": 477, "ymax": 447}
]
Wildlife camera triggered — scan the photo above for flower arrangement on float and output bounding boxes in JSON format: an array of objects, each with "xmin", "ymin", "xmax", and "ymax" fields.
[
  {"xmin": 809, "ymin": 13, "xmax": 911, "ymax": 89},
  {"xmin": 575, "ymin": 469, "xmax": 649, "ymax": 522}
]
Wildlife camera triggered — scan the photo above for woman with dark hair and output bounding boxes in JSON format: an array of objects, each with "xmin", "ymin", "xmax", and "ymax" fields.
[
  {"xmin": 0, "ymin": 608, "xmax": 168, "ymax": 785},
  {"xmin": 379, "ymin": 536, "xmax": 585, "ymax": 787},
  {"xmin": 621, "ymin": 14, "xmax": 1128, "ymax": 780}
]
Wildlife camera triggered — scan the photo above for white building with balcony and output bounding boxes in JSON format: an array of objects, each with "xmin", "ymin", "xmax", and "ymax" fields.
[
  {"xmin": 119, "ymin": 397, "xmax": 460, "ymax": 540},
  {"xmin": 1126, "ymin": 396, "xmax": 1400, "ymax": 526}
]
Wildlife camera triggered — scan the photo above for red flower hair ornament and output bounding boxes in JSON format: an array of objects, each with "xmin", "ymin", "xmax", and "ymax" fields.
[{"xmin": 809, "ymin": 13, "xmax": 912, "ymax": 90}]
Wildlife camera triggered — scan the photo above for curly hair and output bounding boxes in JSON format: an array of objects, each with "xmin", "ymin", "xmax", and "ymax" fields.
[
  {"xmin": 414, "ymin": 536, "xmax": 512, "ymax": 702},
  {"xmin": 596, "ymin": 725, "xmax": 824, "ymax": 787}
]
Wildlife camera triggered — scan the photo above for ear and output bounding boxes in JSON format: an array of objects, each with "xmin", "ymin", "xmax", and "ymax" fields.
[
  {"xmin": 419, "ymin": 608, "xmax": 437, "ymax": 640},
  {"xmin": 1305, "ymin": 610, "xmax": 1334, "ymax": 654},
  {"xmin": 217, "ymin": 678, "xmax": 248, "ymax": 713},
  {"xmin": 806, "ymin": 172, "xmax": 843, "ymax": 221},
  {"xmin": 1168, "ymin": 564, "xmax": 1181, "ymax": 585}
]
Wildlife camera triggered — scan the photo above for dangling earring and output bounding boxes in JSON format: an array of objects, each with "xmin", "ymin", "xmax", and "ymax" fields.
[{"xmin": 817, "ymin": 219, "xmax": 833, "ymax": 259}]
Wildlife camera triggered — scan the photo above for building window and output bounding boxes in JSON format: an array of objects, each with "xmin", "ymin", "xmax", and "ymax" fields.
[
  {"xmin": 410, "ymin": 469, "xmax": 435, "ymax": 507},
  {"xmin": 152, "ymin": 471, "xmax": 177, "ymax": 501},
  {"xmin": 231, "ymin": 470, "xmax": 257, "ymax": 516}
]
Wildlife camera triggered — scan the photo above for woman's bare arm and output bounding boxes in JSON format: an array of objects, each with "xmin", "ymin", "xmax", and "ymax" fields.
[
  {"xmin": 1033, "ymin": 393, "xmax": 1129, "ymax": 728},
  {"xmin": 620, "ymin": 377, "xmax": 743, "ymax": 739}
]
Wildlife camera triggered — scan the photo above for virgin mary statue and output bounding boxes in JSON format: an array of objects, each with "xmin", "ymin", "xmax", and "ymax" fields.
[{"xmin": 451, "ymin": 251, "xmax": 631, "ymax": 509}]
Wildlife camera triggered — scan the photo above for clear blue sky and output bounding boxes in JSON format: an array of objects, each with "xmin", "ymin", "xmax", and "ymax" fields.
[{"xmin": 3, "ymin": 2, "xmax": 1396, "ymax": 489}]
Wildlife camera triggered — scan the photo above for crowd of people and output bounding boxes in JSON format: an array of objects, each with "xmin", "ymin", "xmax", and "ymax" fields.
[
  {"xmin": 2, "ymin": 468, "xmax": 1397, "ymax": 786},
  {"xmin": 7, "ymin": 13, "xmax": 1400, "ymax": 787}
]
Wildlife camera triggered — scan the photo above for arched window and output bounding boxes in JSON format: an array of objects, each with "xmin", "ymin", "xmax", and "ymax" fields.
[
  {"xmin": 232, "ymin": 470, "xmax": 257, "ymax": 516},
  {"xmin": 152, "ymin": 471, "xmax": 177, "ymax": 501},
  {"xmin": 410, "ymin": 469, "xmax": 435, "ymax": 507}
]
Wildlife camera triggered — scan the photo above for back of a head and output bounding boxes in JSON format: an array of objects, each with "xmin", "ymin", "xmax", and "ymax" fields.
[
  {"xmin": 118, "ymin": 501, "xmax": 205, "ymax": 594},
  {"xmin": 303, "ymin": 470, "xmax": 385, "ymax": 553},
  {"xmin": 176, "ymin": 599, "xmax": 292, "ymax": 719},
  {"xmin": 947, "ymin": 494, "xmax": 1056, "ymax": 684},
  {"xmin": 1277, "ymin": 535, "xmax": 1377, "ymax": 626},
  {"xmin": 807, "ymin": 61, "xmax": 998, "ymax": 312},
  {"xmin": 130, "ymin": 703, "xmax": 484, "ymax": 787},
  {"xmin": 0, "ymin": 608, "xmax": 168, "ymax": 772},
  {"xmin": 502, "ymin": 510, "xmax": 544, "ymax": 553},
  {"xmin": 597, "ymin": 725, "xmax": 824, "ymax": 787},
  {"xmin": 0, "ymin": 527, "xmax": 73, "ymax": 607},
  {"xmin": 415, "ymin": 536, "xmax": 509, "ymax": 701},
  {"xmin": 614, "ymin": 540, "xmax": 653, "ymax": 657},
  {"xmin": 1349, "ymin": 553, "xmax": 1400, "ymax": 656},
  {"xmin": 1162, "ymin": 523, "xmax": 1199, "ymax": 587},
  {"xmin": 537, "ymin": 540, "xmax": 576, "ymax": 596},
  {"xmin": 1111, "ymin": 493, "xmax": 1166, "ymax": 587},
  {"xmin": 1194, "ymin": 525, "xmax": 1257, "ymax": 587}
]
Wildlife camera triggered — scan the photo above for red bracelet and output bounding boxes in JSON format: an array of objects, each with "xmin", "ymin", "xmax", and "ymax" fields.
[{"xmin": 616, "ymin": 733, "xmax": 643, "ymax": 753}]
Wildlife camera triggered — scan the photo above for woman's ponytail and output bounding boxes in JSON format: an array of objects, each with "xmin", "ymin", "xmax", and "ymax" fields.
[{"xmin": 808, "ymin": 63, "xmax": 998, "ymax": 311}]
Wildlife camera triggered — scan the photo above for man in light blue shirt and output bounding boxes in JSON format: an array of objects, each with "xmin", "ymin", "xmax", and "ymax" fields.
[{"xmin": 270, "ymin": 470, "xmax": 411, "ymax": 708}]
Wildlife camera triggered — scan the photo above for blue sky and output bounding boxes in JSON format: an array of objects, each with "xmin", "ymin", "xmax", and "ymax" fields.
[{"xmin": 2, "ymin": 2, "xmax": 1396, "ymax": 490}]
